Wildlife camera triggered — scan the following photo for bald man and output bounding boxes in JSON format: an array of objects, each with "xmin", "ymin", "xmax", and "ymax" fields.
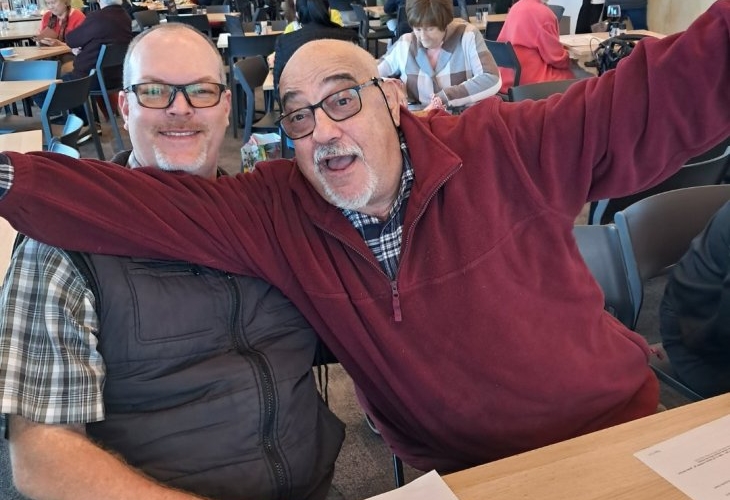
[{"xmin": 0, "ymin": 0, "xmax": 728, "ymax": 476}]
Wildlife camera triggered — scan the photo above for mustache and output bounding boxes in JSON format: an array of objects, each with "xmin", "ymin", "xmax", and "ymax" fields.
[{"xmin": 313, "ymin": 143, "xmax": 364, "ymax": 166}]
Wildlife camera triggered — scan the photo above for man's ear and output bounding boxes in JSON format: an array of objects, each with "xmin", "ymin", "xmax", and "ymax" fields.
[
  {"xmin": 380, "ymin": 78, "xmax": 403, "ymax": 127},
  {"xmin": 118, "ymin": 90, "xmax": 130, "ymax": 131}
]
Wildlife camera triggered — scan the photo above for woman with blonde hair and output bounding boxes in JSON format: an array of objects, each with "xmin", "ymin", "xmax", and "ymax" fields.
[
  {"xmin": 36, "ymin": 0, "xmax": 85, "ymax": 44},
  {"xmin": 378, "ymin": 0, "xmax": 501, "ymax": 111}
]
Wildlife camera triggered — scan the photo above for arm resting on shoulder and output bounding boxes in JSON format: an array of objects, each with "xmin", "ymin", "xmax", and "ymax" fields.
[{"xmin": 8, "ymin": 416, "xmax": 208, "ymax": 500}]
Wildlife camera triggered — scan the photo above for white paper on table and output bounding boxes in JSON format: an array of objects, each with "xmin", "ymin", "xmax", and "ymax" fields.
[
  {"xmin": 364, "ymin": 470, "xmax": 459, "ymax": 500},
  {"xmin": 634, "ymin": 414, "xmax": 730, "ymax": 500}
]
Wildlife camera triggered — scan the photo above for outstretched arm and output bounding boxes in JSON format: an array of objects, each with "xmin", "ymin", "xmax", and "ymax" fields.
[{"xmin": 9, "ymin": 416, "xmax": 207, "ymax": 500}]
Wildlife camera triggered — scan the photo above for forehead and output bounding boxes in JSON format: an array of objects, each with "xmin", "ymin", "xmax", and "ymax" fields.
[
  {"xmin": 129, "ymin": 31, "xmax": 222, "ymax": 83},
  {"xmin": 280, "ymin": 42, "xmax": 374, "ymax": 104}
]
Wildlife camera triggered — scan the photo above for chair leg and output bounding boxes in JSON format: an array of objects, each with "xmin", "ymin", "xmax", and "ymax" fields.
[
  {"xmin": 100, "ymin": 90, "xmax": 125, "ymax": 152},
  {"xmin": 86, "ymin": 100, "xmax": 105, "ymax": 160},
  {"xmin": 393, "ymin": 454, "xmax": 404, "ymax": 487}
]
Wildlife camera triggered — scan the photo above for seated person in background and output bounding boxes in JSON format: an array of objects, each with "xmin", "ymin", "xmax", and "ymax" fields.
[
  {"xmin": 382, "ymin": 0, "xmax": 405, "ymax": 34},
  {"xmin": 377, "ymin": 0, "xmax": 501, "ymax": 111},
  {"xmin": 659, "ymin": 201, "xmax": 730, "ymax": 398},
  {"xmin": 273, "ymin": 0, "xmax": 358, "ymax": 92},
  {"xmin": 0, "ymin": 23, "xmax": 344, "ymax": 500},
  {"xmin": 36, "ymin": 0, "xmax": 85, "ymax": 43},
  {"xmin": 576, "ymin": 0, "xmax": 605, "ymax": 34},
  {"xmin": 60, "ymin": 0, "xmax": 133, "ymax": 136},
  {"xmin": 283, "ymin": 0, "xmax": 343, "ymax": 32},
  {"xmin": 497, "ymin": 0, "xmax": 576, "ymax": 93}
]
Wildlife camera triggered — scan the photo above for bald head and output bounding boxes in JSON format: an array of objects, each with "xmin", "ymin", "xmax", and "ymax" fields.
[{"xmin": 279, "ymin": 39, "xmax": 379, "ymax": 100}]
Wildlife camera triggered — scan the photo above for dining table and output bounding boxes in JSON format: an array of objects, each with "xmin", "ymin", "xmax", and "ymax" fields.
[
  {"xmin": 0, "ymin": 79, "xmax": 57, "ymax": 107},
  {"xmin": 3, "ymin": 44, "xmax": 71, "ymax": 61},
  {"xmin": 443, "ymin": 392, "xmax": 730, "ymax": 500},
  {"xmin": 560, "ymin": 30, "xmax": 666, "ymax": 61},
  {"xmin": 0, "ymin": 19, "xmax": 41, "ymax": 42}
]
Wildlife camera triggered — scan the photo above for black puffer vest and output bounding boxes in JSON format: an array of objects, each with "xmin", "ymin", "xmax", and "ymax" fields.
[{"xmin": 81, "ymin": 154, "xmax": 344, "ymax": 500}]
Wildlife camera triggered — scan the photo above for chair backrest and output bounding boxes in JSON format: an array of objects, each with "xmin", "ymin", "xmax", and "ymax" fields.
[
  {"xmin": 573, "ymin": 224, "xmax": 635, "ymax": 329},
  {"xmin": 232, "ymin": 56, "xmax": 270, "ymax": 143},
  {"xmin": 590, "ymin": 138, "xmax": 730, "ymax": 225},
  {"xmin": 93, "ymin": 43, "xmax": 128, "ymax": 92},
  {"xmin": 546, "ymin": 3, "xmax": 564, "ymax": 20},
  {"xmin": 507, "ymin": 78, "xmax": 579, "ymax": 102},
  {"xmin": 394, "ymin": 4, "xmax": 411, "ymax": 39},
  {"xmin": 86, "ymin": 0, "xmax": 101, "ymax": 11},
  {"xmin": 0, "ymin": 60, "xmax": 59, "ymax": 81},
  {"xmin": 234, "ymin": 0, "xmax": 254, "ymax": 20},
  {"xmin": 206, "ymin": 4, "xmax": 231, "ymax": 12},
  {"xmin": 350, "ymin": 3, "xmax": 369, "ymax": 38},
  {"xmin": 483, "ymin": 20, "xmax": 504, "ymax": 40},
  {"xmin": 484, "ymin": 39, "xmax": 520, "ymax": 86},
  {"xmin": 252, "ymin": 6, "xmax": 268, "ymax": 21},
  {"xmin": 227, "ymin": 33, "xmax": 279, "ymax": 61},
  {"xmin": 166, "ymin": 14, "xmax": 212, "ymax": 37},
  {"xmin": 226, "ymin": 13, "xmax": 245, "ymax": 34},
  {"xmin": 40, "ymin": 72, "xmax": 95, "ymax": 147},
  {"xmin": 133, "ymin": 9, "xmax": 161, "ymax": 29},
  {"xmin": 614, "ymin": 184, "xmax": 730, "ymax": 327}
]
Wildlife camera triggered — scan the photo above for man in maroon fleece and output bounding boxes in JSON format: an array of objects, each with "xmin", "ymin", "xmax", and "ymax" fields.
[{"xmin": 0, "ymin": 0, "xmax": 728, "ymax": 475}]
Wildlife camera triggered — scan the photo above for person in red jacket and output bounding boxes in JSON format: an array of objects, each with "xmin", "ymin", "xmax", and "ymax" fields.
[
  {"xmin": 496, "ymin": 0, "xmax": 576, "ymax": 92},
  {"xmin": 0, "ymin": 0, "xmax": 728, "ymax": 476}
]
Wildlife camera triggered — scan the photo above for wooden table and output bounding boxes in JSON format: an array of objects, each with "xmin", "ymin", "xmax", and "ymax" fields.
[
  {"xmin": 0, "ymin": 80, "xmax": 57, "ymax": 107},
  {"xmin": 133, "ymin": 2, "xmax": 197, "ymax": 11},
  {"xmin": 0, "ymin": 129, "xmax": 42, "ymax": 277},
  {"xmin": 560, "ymin": 30, "xmax": 666, "ymax": 60},
  {"xmin": 0, "ymin": 20, "xmax": 41, "ymax": 42},
  {"xmin": 0, "ymin": 129, "xmax": 42, "ymax": 152},
  {"xmin": 444, "ymin": 393, "xmax": 730, "ymax": 500},
  {"xmin": 5, "ymin": 44, "xmax": 71, "ymax": 61}
]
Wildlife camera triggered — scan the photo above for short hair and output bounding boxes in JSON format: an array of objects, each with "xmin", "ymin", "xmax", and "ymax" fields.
[
  {"xmin": 406, "ymin": 0, "xmax": 453, "ymax": 31},
  {"xmin": 296, "ymin": 0, "xmax": 337, "ymax": 27},
  {"xmin": 122, "ymin": 23, "xmax": 226, "ymax": 88}
]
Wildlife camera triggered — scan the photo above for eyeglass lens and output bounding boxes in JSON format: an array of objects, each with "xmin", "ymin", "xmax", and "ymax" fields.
[
  {"xmin": 132, "ymin": 83, "xmax": 224, "ymax": 109},
  {"xmin": 280, "ymin": 87, "xmax": 364, "ymax": 139}
]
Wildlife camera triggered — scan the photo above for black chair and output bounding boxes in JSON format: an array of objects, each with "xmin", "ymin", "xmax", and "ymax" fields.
[
  {"xmin": 167, "ymin": 14, "xmax": 213, "ymax": 37},
  {"xmin": 233, "ymin": 0, "xmax": 254, "ymax": 20},
  {"xmin": 590, "ymin": 137, "xmax": 730, "ymax": 225},
  {"xmin": 206, "ymin": 4, "xmax": 231, "ymax": 12},
  {"xmin": 232, "ymin": 56, "xmax": 279, "ymax": 148},
  {"xmin": 225, "ymin": 13, "xmax": 245, "ymax": 34},
  {"xmin": 252, "ymin": 6, "xmax": 268, "ymax": 21},
  {"xmin": 573, "ymin": 224, "xmax": 636, "ymax": 330},
  {"xmin": 483, "ymin": 20, "xmax": 504, "ymax": 40},
  {"xmin": 0, "ymin": 60, "xmax": 59, "ymax": 117},
  {"xmin": 546, "ymin": 3, "xmax": 564, "ymax": 21},
  {"xmin": 89, "ymin": 43, "xmax": 128, "ymax": 156},
  {"xmin": 484, "ymin": 39, "xmax": 520, "ymax": 97},
  {"xmin": 133, "ymin": 9, "xmax": 161, "ymax": 30},
  {"xmin": 58, "ymin": 113, "xmax": 84, "ymax": 149},
  {"xmin": 351, "ymin": 3, "xmax": 392, "ymax": 57},
  {"xmin": 226, "ymin": 34, "xmax": 279, "ymax": 138},
  {"xmin": 0, "ymin": 73, "xmax": 102, "ymax": 156},
  {"xmin": 394, "ymin": 4, "xmax": 411, "ymax": 39},
  {"xmin": 614, "ymin": 185, "xmax": 730, "ymax": 400},
  {"xmin": 507, "ymin": 78, "xmax": 580, "ymax": 102}
]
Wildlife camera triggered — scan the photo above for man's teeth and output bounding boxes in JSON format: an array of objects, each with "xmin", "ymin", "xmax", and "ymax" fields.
[{"xmin": 162, "ymin": 131, "xmax": 197, "ymax": 136}]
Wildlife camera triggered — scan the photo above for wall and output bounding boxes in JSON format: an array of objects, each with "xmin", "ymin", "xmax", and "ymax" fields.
[
  {"xmin": 648, "ymin": 0, "xmax": 714, "ymax": 34},
  {"xmin": 552, "ymin": 0, "xmax": 714, "ymax": 35}
]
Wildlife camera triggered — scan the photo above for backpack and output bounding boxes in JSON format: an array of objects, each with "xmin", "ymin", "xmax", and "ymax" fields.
[{"xmin": 593, "ymin": 34, "xmax": 647, "ymax": 75}]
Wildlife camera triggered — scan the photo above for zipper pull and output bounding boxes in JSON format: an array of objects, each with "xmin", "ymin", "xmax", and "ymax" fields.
[{"xmin": 390, "ymin": 281, "xmax": 402, "ymax": 322}]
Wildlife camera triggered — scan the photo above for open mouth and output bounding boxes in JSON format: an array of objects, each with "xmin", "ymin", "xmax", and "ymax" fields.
[
  {"xmin": 320, "ymin": 154, "xmax": 357, "ymax": 171},
  {"xmin": 159, "ymin": 130, "xmax": 200, "ymax": 138}
]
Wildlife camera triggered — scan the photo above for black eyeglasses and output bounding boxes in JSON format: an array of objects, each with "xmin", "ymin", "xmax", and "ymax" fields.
[
  {"xmin": 123, "ymin": 82, "xmax": 227, "ymax": 109},
  {"xmin": 277, "ymin": 78, "xmax": 382, "ymax": 140}
]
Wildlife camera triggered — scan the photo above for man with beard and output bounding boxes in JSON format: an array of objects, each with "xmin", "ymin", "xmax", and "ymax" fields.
[
  {"xmin": 0, "ymin": 0, "xmax": 727, "ymax": 477},
  {"xmin": 0, "ymin": 23, "xmax": 343, "ymax": 500}
]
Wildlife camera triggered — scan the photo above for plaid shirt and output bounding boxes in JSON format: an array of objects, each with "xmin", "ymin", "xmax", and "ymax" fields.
[
  {"xmin": 0, "ymin": 238, "xmax": 104, "ymax": 437},
  {"xmin": 343, "ymin": 141, "xmax": 414, "ymax": 280}
]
